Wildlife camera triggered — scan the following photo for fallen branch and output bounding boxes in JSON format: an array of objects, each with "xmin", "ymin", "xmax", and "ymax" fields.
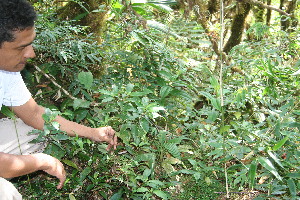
[{"xmin": 34, "ymin": 65, "xmax": 76, "ymax": 100}]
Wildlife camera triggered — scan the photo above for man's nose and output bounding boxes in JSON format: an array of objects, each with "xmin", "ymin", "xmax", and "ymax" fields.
[{"xmin": 24, "ymin": 45, "xmax": 36, "ymax": 58}]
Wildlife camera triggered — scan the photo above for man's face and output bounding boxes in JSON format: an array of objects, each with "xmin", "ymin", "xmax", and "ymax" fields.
[{"xmin": 0, "ymin": 26, "xmax": 36, "ymax": 72}]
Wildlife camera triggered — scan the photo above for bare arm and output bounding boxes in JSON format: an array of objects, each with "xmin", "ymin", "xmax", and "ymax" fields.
[
  {"xmin": 12, "ymin": 97, "xmax": 117, "ymax": 150},
  {"xmin": 0, "ymin": 152, "xmax": 66, "ymax": 189}
]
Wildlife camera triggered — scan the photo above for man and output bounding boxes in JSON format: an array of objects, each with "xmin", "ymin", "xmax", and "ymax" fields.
[{"xmin": 0, "ymin": 0, "xmax": 118, "ymax": 199}]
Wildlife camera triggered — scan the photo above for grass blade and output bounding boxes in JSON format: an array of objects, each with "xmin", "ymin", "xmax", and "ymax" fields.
[
  {"xmin": 258, "ymin": 157, "xmax": 282, "ymax": 181},
  {"xmin": 273, "ymin": 136, "xmax": 289, "ymax": 151}
]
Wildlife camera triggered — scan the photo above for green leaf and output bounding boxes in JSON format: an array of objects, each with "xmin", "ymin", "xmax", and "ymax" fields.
[
  {"xmin": 174, "ymin": 169, "xmax": 196, "ymax": 175},
  {"xmin": 210, "ymin": 76, "xmax": 219, "ymax": 92},
  {"xmin": 249, "ymin": 161, "xmax": 257, "ymax": 188},
  {"xmin": 147, "ymin": 20, "xmax": 179, "ymax": 38},
  {"xmin": 119, "ymin": 124, "xmax": 132, "ymax": 145},
  {"xmin": 288, "ymin": 122, "xmax": 300, "ymax": 129},
  {"xmin": 199, "ymin": 91, "xmax": 222, "ymax": 111},
  {"xmin": 160, "ymin": 86, "xmax": 173, "ymax": 99},
  {"xmin": 272, "ymin": 136, "xmax": 289, "ymax": 151},
  {"xmin": 153, "ymin": 190, "xmax": 170, "ymax": 199},
  {"xmin": 69, "ymin": 193, "xmax": 76, "ymax": 200},
  {"xmin": 148, "ymin": 3, "xmax": 173, "ymax": 13},
  {"xmin": 146, "ymin": 180, "xmax": 165, "ymax": 188},
  {"xmin": 0, "ymin": 106, "xmax": 15, "ymax": 119},
  {"xmin": 211, "ymin": 98, "xmax": 222, "ymax": 111},
  {"xmin": 131, "ymin": 89, "xmax": 153, "ymax": 96},
  {"xmin": 131, "ymin": 124, "xmax": 140, "ymax": 146},
  {"xmin": 63, "ymin": 160, "xmax": 79, "ymax": 170},
  {"xmin": 158, "ymin": 70, "xmax": 173, "ymax": 81},
  {"xmin": 78, "ymin": 71, "xmax": 93, "ymax": 89},
  {"xmin": 165, "ymin": 143, "xmax": 180, "ymax": 158},
  {"xmin": 220, "ymin": 125, "xmax": 230, "ymax": 134},
  {"xmin": 126, "ymin": 83, "xmax": 135, "ymax": 93},
  {"xmin": 73, "ymin": 99, "xmax": 91, "ymax": 110},
  {"xmin": 257, "ymin": 157, "xmax": 282, "ymax": 181},
  {"xmin": 267, "ymin": 150, "xmax": 284, "ymax": 169},
  {"xmin": 287, "ymin": 179, "xmax": 297, "ymax": 197},
  {"xmin": 143, "ymin": 168, "xmax": 152, "ymax": 180},
  {"xmin": 132, "ymin": 5, "xmax": 148, "ymax": 15},
  {"xmin": 60, "ymin": 50, "xmax": 68, "ymax": 62},
  {"xmin": 79, "ymin": 167, "xmax": 92, "ymax": 182},
  {"xmin": 136, "ymin": 187, "xmax": 149, "ymax": 192},
  {"xmin": 110, "ymin": 188, "xmax": 124, "ymax": 200},
  {"xmin": 286, "ymin": 173, "xmax": 300, "ymax": 178},
  {"xmin": 75, "ymin": 109, "xmax": 88, "ymax": 122},
  {"xmin": 76, "ymin": 138, "xmax": 84, "ymax": 150},
  {"xmin": 53, "ymin": 133, "xmax": 69, "ymax": 141},
  {"xmin": 102, "ymin": 97, "xmax": 114, "ymax": 103},
  {"xmin": 74, "ymin": 12, "xmax": 89, "ymax": 21},
  {"xmin": 140, "ymin": 118, "xmax": 150, "ymax": 132},
  {"xmin": 51, "ymin": 121, "xmax": 60, "ymax": 130},
  {"xmin": 199, "ymin": 91, "xmax": 214, "ymax": 101}
]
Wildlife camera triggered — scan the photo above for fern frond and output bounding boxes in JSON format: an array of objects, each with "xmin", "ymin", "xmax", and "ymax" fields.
[{"xmin": 165, "ymin": 143, "xmax": 181, "ymax": 158}]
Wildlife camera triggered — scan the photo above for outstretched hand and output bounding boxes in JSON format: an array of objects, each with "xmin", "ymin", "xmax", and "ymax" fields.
[
  {"xmin": 33, "ymin": 153, "xmax": 66, "ymax": 189},
  {"xmin": 90, "ymin": 126, "xmax": 118, "ymax": 151}
]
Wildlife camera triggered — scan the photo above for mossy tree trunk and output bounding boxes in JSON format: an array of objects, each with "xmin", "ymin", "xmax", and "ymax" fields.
[
  {"xmin": 223, "ymin": 2, "xmax": 251, "ymax": 53},
  {"xmin": 58, "ymin": 0, "xmax": 109, "ymax": 42},
  {"xmin": 280, "ymin": 0, "xmax": 298, "ymax": 31}
]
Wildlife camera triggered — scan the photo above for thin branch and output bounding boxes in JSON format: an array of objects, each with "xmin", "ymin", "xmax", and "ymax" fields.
[
  {"xmin": 241, "ymin": 0, "xmax": 291, "ymax": 17},
  {"xmin": 34, "ymin": 65, "xmax": 76, "ymax": 100},
  {"xmin": 214, "ymin": 191, "xmax": 259, "ymax": 194}
]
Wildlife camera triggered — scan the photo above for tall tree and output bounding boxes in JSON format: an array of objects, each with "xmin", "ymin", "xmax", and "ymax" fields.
[
  {"xmin": 280, "ymin": 0, "xmax": 298, "ymax": 31},
  {"xmin": 266, "ymin": 0, "xmax": 272, "ymax": 25}
]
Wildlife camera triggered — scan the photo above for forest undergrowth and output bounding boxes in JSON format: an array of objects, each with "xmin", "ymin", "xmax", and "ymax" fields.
[{"xmin": 3, "ymin": 0, "xmax": 299, "ymax": 199}]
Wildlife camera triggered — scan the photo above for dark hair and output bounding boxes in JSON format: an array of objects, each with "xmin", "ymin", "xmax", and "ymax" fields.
[{"xmin": 0, "ymin": 0, "xmax": 37, "ymax": 47}]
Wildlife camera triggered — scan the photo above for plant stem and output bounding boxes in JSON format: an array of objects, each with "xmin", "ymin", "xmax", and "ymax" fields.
[{"xmin": 219, "ymin": 0, "xmax": 229, "ymax": 198}]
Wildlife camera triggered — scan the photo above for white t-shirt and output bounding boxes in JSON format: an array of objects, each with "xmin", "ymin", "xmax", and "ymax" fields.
[{"xmin": 0, "ymin": 70, "xmax": 31, "ymax": 110}]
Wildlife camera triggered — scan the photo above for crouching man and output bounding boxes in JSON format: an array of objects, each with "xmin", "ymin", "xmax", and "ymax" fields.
[{"xmin": 0, "ymin": 0, "xmax": 118, "ymax": 199}]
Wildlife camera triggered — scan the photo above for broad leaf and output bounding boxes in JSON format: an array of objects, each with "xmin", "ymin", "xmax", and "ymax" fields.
[
  {"xmin": 110, "ymin": 188, "xmax": 124, "ymax": 200},
  {"xmin": 73, "ymin": 99, "xmax": 91, "ymax": 109},
  {"xmin": 78, "ymin": 71, "xmax": 93, "ymax": 89},
  {"xmin": 153, "ymin": 190, "xmax": 170, "ymax": 199},
  {"xmin": 160, "ymin": 85, "xmax": 173, "ymax": 99}
]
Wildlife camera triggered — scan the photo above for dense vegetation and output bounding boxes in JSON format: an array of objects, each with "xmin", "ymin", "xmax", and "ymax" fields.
[{"xmin": 4, "ymin": 0, "xmax": 299, "ymax": 199}]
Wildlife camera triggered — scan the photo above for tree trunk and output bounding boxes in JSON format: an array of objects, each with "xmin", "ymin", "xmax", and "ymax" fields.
[
  {"xmin": 280, "ymin": 0, "xmax": 298, "ymax": 31},
  {"xmin": 266, "ymin": 0, "xmax": 272, "ymax": 25},
  {"xmin": 223, "ymin": 2, "xmax": 251, "ymax": 53},
  {"xmin": 58, "ymin": 0, "xmax": 109, "ymax": 41}
]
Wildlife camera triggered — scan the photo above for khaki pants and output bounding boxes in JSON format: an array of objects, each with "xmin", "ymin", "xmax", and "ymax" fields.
[{"xmin": 0, "ymin": 118, "xmax": 45, "ymax": 200}]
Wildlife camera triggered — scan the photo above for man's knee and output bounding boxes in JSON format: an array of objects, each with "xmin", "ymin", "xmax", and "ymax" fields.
[{"xmin": 0, "ymin": 177, "xmax": 22, "ymax": 200}]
